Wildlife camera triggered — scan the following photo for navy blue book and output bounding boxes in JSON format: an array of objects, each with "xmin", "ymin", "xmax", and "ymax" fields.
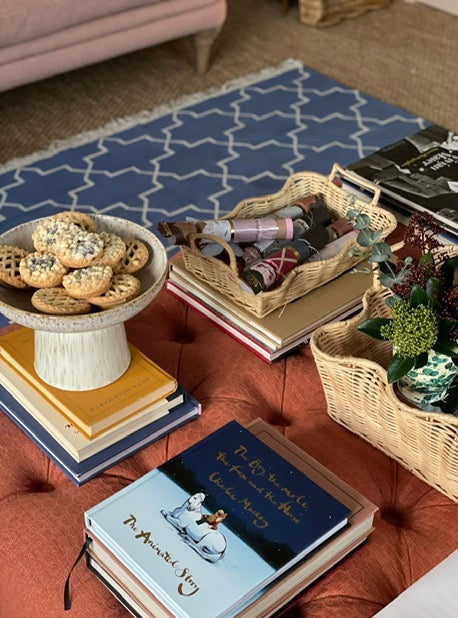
[
  {"xmin": 85, "ymin": 421, "xmax": 350, "ymax": 618},
  {"xmin": 0, "ymin": 385, "xmax": 201, "ymax": 486}
]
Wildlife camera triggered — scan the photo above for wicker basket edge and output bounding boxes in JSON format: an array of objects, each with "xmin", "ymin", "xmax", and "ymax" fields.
[
  {"xmin": 225, "ymin": 170, "xmax": 397, "ymax": 227},
  {"xmin": 326, "ymin": 409, "xmax": 458, "ymax": 502},
  {"xmin": 180, "ymin": 169, "xmax": 397, "ymax": 316},
  {"xmin": 311, "ymin": 286, "xmax": 458, "ymax": 424}
]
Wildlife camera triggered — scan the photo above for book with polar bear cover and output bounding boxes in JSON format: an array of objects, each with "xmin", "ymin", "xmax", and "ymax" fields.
[{"xmin": 85, "ymin": 420, "xmax": 350, "ymax": 618}]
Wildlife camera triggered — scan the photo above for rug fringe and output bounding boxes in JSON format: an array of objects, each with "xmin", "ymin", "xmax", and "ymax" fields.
[{"xmin": 0, "ymin": 59, "xmax": 303, "ymax": 174}]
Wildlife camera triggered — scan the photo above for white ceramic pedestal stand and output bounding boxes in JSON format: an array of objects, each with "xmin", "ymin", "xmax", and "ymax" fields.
[
  {"xmin": 34, "ymin": 324, "xmax": 131, "ymax": 390},
  {"xmin": 0, "ymin": 215, "xmax": 168, "ymax": 391}
]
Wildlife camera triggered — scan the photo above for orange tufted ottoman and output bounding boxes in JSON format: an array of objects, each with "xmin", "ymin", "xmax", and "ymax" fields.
[{"xmin": 0, "ymin": 287, "xmax": 457, "ymax": 617}]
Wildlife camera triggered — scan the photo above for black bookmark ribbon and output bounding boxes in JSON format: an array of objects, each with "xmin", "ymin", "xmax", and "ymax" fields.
[{"xmin": 64, "ymin": 537, "xmax": 92, "ymax": 610}]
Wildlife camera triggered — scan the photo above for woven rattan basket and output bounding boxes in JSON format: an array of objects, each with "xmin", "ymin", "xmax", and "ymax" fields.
[
  {"xmin": 299, "ymin": 0, "xmax": 392, "ymax": 27},
  {"xmin": 180, "ymin": 164, "xmax": 397, "ymax": 318},
  {"xmin": 310, "ymin": 261, "xmax": 458, "ymax": 503}
]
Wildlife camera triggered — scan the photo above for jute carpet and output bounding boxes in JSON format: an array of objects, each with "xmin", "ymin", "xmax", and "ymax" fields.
[{"xmin": 0, "ymin": 0, "xmax": 457, "ymax": 165}]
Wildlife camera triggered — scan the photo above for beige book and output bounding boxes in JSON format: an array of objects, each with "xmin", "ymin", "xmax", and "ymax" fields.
[
  {"xmin": 169, "ymin": 257, "xmax": 372, "ymax": 348},
  {"xmin": 0, "ymin": 327, "xmax": 178, "ymax": 438},
  {"xmin": 0, "ymin": 357, "xmax": 183, "ymax": 462},
  {"xmin": 86, "ymin": 530, "xmax": 371, "ymax": 618}
]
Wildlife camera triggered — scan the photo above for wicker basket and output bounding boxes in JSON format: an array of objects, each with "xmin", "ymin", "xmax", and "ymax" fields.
[
  {"xmin": 299, "ymin": 0, "xmax": 392, "ymax": 27},
  {"xmin": 310, "ymin": 260, "xmax": 458, "ymax": 503},
  {"xmin": 180, "ymin": 164, "xmax": 397, "ymax": 318}
]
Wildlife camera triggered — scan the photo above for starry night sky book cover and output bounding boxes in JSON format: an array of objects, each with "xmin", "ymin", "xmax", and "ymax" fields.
[{"xmin": 85, "ymin": 420, "xmax": 350, "ymax": 618}]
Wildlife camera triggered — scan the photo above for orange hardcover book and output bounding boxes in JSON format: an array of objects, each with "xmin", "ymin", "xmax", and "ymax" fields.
[{"xmin": 0, "ymin": 327, "xmax": 177, "ymax": 439}]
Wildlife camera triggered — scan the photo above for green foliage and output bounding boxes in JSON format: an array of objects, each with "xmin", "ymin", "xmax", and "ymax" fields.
[
  {"xmin": 387, "ymin": 354, "xmax": 416, "ymax": 384},
  {"xmin": 346, "ymin": 209, "xmax": 458, "ymax": 383},
  {"xmin": 379, "ymin": 301, "xmax": 439, "ymax": 358},
  {"xmin": 357, "ymin": 318, "xmax": 391, "ymax": 340}
]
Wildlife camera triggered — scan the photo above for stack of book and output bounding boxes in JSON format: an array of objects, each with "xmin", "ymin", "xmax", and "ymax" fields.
[
  {"xmin": 166, "ymin": 257, "xmax": 372, "ymax": 363},
  {"xmin": 346, "ymin": 123, "xmax": 458, "ymax": 242},
  {"xmin": 0, "ymin": 327, "xmax": 201, "ymax": 485},
  {"xmin": 82, "ymin": 419, "xmax": 377, "ymax": 618}
]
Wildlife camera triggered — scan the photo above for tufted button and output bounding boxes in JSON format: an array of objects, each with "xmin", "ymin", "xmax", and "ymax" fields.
[
  {"xmin": 380, "ymin": 506, "xmax": 409, "ymax": 528},
  {"xmin": 270, "ymin": 415, "xmax": 292, "ymax": 427},
  {"xmin": 172, "ymin": 331, "xmax": 195, "ymax": 344},
  {"xmin": 27, "ymin": 480, "xmax": 55, "ymax": 493},
  {"xmin": 167, "ymin": 322, "xmax": 196, "ymax": 344}
]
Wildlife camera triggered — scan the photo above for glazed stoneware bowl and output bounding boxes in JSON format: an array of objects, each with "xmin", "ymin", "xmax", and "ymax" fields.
[{"xmin": 0, "ymin": 215, "xmax": 168, "ymax": 390}]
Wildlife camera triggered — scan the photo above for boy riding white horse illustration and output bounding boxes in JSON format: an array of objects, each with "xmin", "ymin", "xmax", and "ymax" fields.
[{"xmin": 161, "ymin": 492, "xmax": 228, "ymax": 563}]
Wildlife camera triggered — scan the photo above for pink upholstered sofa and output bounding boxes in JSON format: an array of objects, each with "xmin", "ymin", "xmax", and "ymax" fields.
[
  {"xmin": 0, "ymin": 0, "xmax": 227, "ymax": 91},
  {"xmin": 0, "ymin": 278, "xmax": 457, "ymax": 617}
]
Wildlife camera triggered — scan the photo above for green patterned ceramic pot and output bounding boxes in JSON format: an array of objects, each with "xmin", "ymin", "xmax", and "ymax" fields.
[{"xmin": 398, "ymin": 351, "xmax": 458, "ymax": 409}]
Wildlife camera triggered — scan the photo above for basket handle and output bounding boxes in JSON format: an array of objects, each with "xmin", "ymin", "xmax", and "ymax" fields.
[
  {"xmin": 187, "ymin": 232, "xmax": 239, "ymax": 274},
  {"xmin": 329, "ymin": 162, "xmax": 381, "ymax": 208}
]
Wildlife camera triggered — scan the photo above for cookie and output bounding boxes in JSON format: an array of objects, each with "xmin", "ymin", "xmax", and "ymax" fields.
[
  {"xmin": 114, "ymin": 238, "xmax": 149, "ymax": 273},
  {"xmin": 53, "ymin": 230, "xmax": 104, "ymax": 268},
  {"xmin": 32, "ymin": 219, "xmax": 77, "ymax": 252},
  {"xmin": 31, "ymin": 287, "xmax": 92, "ymax": 315},
  {"xmin": 92, "ymin": 232, "xmax": 126, "ymax": 268},
  {"xmin": 62, "ymin": 265, "xmax": 113, "ymax": 299},
  {"xmin": 19, "ymin": 252, "xmax": 68, "ymax": 288},
  {"xmin": 52, "ymin": 211, "xmax": 97, "ymax": 232},
  {"xmin": 87, "ymin": 274, "xmax": 141, "ymax": 309},
  {"xmin": 0, "ymin": 245, "xmax": 29, "ymax": 288}
]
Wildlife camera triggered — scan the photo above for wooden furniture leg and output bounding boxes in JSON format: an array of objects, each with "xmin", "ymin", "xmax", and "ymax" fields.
[{"xmin": 193, "ymin": 27, "xmax": 221, "ymax": 74}]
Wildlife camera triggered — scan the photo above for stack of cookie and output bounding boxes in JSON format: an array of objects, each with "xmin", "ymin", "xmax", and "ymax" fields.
[{"xmin": 0, "ymin": 212, "xmax": 150, "ymax": 315}]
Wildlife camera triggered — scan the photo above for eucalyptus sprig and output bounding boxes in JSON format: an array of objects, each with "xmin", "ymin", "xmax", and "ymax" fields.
[{"xmin": 346, "ymin": 205, "xmax": 412, "ymax": 290}]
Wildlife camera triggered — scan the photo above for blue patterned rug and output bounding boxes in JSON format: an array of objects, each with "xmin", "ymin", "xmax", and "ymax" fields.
[
  {"xmin": 0, "ymin": 59, "xmax": 426, "ymax": 235},
  {"xmin": 0, "ymin": 59, "xmax": 425, "ymax": 326}
]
